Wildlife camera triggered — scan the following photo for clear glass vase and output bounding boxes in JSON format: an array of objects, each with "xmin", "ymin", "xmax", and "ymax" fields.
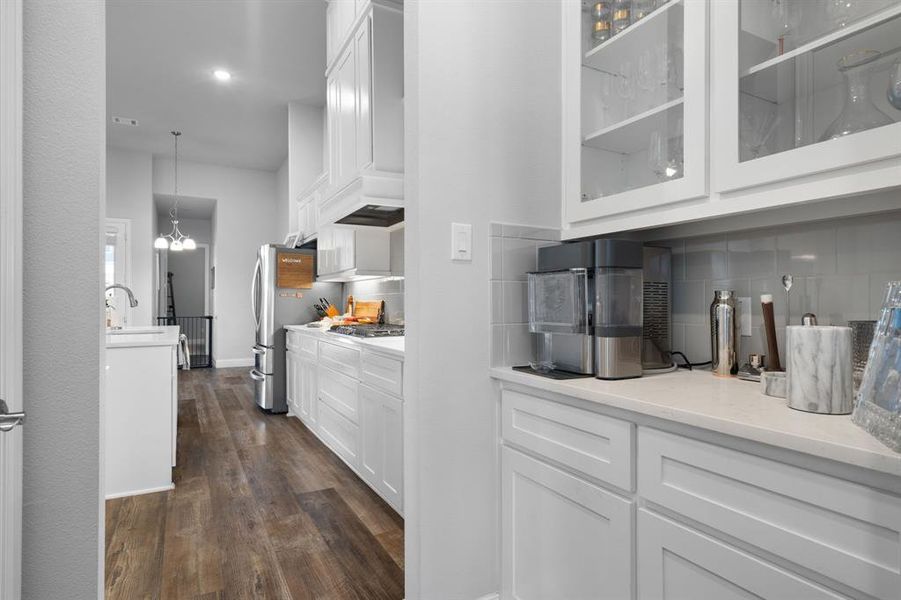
[
  {"xmin": 820, "ymin": 50, "xmax": 893, "ymax": 142},
  {"xmin": 852, "ymin": 281, "xmax": 901, "ymax": 452}
]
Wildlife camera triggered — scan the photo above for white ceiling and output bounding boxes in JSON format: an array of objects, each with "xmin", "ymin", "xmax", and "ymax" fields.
[{"xmin": 107, "ymin": 0, "xmax": 326, "ymax": 172}]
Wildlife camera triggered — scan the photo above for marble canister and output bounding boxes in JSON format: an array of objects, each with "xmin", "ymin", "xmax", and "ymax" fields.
[{"xmin": 786, "ymin": 325, "xmax": 853, "ymax": 415}]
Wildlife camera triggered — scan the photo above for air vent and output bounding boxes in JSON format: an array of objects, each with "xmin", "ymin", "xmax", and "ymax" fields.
[{"xmin": 112, "ymin": 116, "xmax": 139, "ymax": 126}]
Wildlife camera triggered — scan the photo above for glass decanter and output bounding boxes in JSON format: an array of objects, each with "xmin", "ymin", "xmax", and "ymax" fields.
[
  {"xmin": 852, "ymin": 281, "xmax": 901, "ymax": 452},
  {"xmin": 820, "ymin": 49, "xmax": 893, "ymax": 142}
]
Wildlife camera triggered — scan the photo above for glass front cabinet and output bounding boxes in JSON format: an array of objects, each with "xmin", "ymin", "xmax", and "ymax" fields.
[
  {"xmin": 564, "ymin": 0, "xmax": 709, "ymax": 230},
  {"xmin": 714, "ymin": 0, "xmax": 901, "ymax": 194},
  {"xmin": 564, "ymin": 0, "xmax": 901, "ymax": 236}
]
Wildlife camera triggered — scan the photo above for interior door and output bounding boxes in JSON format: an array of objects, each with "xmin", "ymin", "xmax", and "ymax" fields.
[{"xmin": 0, "ymin": 1, "xmax": 24, "ymax": 597}]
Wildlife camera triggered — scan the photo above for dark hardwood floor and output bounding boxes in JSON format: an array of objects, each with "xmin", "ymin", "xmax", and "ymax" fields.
[{"xmin": 105, "ymin": 367, "xmax": 404, "ymax": 600}]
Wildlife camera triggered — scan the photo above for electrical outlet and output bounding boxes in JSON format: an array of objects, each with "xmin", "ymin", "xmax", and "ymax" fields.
[{"xmin": 738, "ymin": 296, "xmax": 752, "ymax": 336}]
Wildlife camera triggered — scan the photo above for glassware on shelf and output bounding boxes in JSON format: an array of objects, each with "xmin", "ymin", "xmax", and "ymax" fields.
[
  {"xmin": 826, "ymin": 0, "xmax": 862, "ymax": 29},
  {"xmin": 590, "ymin": 1, "xmax": 613, "ymax": 46},
  {"xmin": 888, "ymin": 58, "xmax": 901, "ymax": 110},
  {"xmin": 654, "ymin": 42, "xmax": 680, "ymax": 104},
  {"xmin": 820, "ymin": 49, "xmax": 894, "ymax": 142},
  {"xmin": 666, "ymin": 118, "xmax": 684, "ymax": 179},
  {"xmin": 740, "ymin": 106, "xmax": 780, "ymax": 159},
  {"xmin": 612, "ymin": 0, "xmax": 631, "ymax": 35},
  {"xmin": 771, "ymin": 0, "xmax": 801, "ymax": 55},
  {"xmin": 648, "ymin": 130, "xmax": 668, "ymax": 181},
  {"xmin": 617, "ymin": 61, "xmax": 636, "ymax": 118},
  {"xmin": 632, "ymin": 0, "xmax": 655, "ymax": 22},
  {"xmin": 852, "ymin": 281, "xmax": 901, "ymax": 452},
  {"xmin": 636, "ymin": 49, "xmax": 656, "ymax": 112}
]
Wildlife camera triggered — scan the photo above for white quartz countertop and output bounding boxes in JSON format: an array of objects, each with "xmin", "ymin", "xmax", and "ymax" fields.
[
  {"xmin": 106, "ymin": 326, "xmax": 180, "ymax": 349},
  {"xmin": 285, "ymin": 324, "xmax": 404, "ymax": 359},
  {"xmin": 491, "ymin": 366, "xmax": 901, "ymax": 479}
]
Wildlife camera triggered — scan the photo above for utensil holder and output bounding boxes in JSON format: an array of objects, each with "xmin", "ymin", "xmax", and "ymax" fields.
[{"xmin": 786, "ymin": 326, "xmax": 853, "ymax": 415}]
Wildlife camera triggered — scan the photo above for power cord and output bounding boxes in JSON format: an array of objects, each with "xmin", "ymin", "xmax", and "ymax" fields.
[{"xmin": 670, "ymin": 351, "xmax": 712, "ymax": 371}]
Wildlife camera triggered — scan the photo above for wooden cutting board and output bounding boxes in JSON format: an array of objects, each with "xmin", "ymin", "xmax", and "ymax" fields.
[{"xmin": 354, "ymin": 301, "xmax": 382, "ymax": 320}]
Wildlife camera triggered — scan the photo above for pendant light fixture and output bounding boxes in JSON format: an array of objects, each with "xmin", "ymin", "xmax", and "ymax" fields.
[{"xmin": 154, "ymin": 131, "xmax": 196, "ymax": 251}]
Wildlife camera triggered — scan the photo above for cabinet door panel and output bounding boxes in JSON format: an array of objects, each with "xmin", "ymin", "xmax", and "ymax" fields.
[
  {"xmin": 318, "ymin": 364, "xmax": 359, "ymax": 424},
  {"xmin": 354, "ymin": 16, "xmax": 373, "ymax": 171},
  {"xmin": 360, "ymin": 384, "xmax": 403, "ymax": 513},
  {"xmin": 502, "ymin": 446, "xmax": 633, "ymax": 600},
  {"xmin": 502, "ymin": 389, "xmax": 634, "ymax": 491},
  {"xmin": 318, "ymin": 401, "xmax": 360, "ymax": 470},
  {"xmin": 639, "ymin": 427, "xmax": 901, "ymax": 599},
  {"xmin": 285, "ymin": 350, "xmax": 298, "ymax": 412},
  {"xmin": 638, "ymin": 509, "xmax": 850, "ymax": 600},
  {"xmin": 337, "ymin": 44, "xmax": 356, "ymax": 187}
]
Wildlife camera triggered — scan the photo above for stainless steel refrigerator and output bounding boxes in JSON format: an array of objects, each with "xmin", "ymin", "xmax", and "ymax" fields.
[{"xmin": 249, "ymin": 244, "xmax": 339, "ymax": 413}]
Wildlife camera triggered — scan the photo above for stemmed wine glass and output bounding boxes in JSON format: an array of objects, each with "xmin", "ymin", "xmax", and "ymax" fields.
[
  {"xmin": 648, "ymin": 130, "xmax": 668, "ymax": 181},
  {"xmin": 636, "ymin": 50, "xmax": 656, "ymax": 112},
  {"xmin": 617, "ymin": 61, "xmax": 636, "ymax": 119},
  {"xmin": 741, "ymin": 107, "xmax": 780, "ymax": 159}
]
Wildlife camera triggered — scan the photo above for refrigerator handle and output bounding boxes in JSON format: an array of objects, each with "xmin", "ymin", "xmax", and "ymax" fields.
[{"xmin": 251, "ymin": 256, "xmax": 262, "ymax": 330}]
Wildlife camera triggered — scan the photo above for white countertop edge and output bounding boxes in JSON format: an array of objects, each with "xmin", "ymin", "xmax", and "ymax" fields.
[
  {"xmin": 105, "ymin": 326, "xmax": 180, "ymax": 349},
  {"xmin": 490, "ymin": 366, "xmax": 901, "ymax": 480},
  {"xmin": 284, "ymin": 324, "xmax": 404, "ymax": 359}
]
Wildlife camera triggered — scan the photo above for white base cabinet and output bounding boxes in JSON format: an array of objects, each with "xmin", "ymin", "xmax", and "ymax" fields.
[
  {"xmin": 638, "ymin": 510, "xmax": 849, "ymax": 600},
  {"xmin": 499, "ymin": 385, "xmax": 901, "ymax": 600},
  {"xmin": 285, "ymin": 328, "xmax": 403, "ymax": 515},
  {"xmin": 360, "ymin": 383, "xmax": 403, "ymax": 513},
  {"xmin": 501, "ymin": 446, "xmax": 633, "ymax": 600}
]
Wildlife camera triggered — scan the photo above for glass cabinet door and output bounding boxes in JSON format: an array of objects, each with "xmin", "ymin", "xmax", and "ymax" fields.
[
  {"xmin": 564, "ymin": 0, "xmax": 708, "ymax": 226},
  {"xmin": 714, "ymin": 0, "xmax": 901, "ymax": 193}
]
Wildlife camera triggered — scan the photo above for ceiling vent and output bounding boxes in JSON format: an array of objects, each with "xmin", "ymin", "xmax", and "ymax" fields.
[{"xmin": 112, "ymin": 116, "xmax": 139, "ymax": 126}]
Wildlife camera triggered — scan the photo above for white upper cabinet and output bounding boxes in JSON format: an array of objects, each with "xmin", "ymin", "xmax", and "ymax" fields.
[
  {"xmin": 563, "ymin": 0, "xmax": 901, "ymax": 239},
  {"xmin": 564, "ymin": 0, "xmax": 709, "ymax": 228},
  {"xmin": 713, "ymin": 0, "xmax": 901, "ymax": 194},
  {"xmin": 323, "ymin": 0, "xmax": 404, "ymax": 225},
  {"xmin": 317, "ymin": 223, "xmax": 391, "ymax": 282}
]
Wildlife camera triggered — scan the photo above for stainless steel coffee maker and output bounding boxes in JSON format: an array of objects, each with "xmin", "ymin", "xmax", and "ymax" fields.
[{"xmin": 529, "ymin": 239, "xmax": 653, "ymax": 380}]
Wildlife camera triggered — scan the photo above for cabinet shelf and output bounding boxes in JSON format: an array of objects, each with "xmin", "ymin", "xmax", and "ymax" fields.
[
  {"xmin": 582, "ymin": 97, "xmax": 684, "ymax": 154},
  {"xmin": 740, "ymin": 3, "xmax": 901, "ymax": 80},
  {"xmin": 740, "ymin": 7, "xmax": 901, "ymax": 106},
  {"xmin": 583, "ymin": 0, "xmax": 683, "ymax": 74}
]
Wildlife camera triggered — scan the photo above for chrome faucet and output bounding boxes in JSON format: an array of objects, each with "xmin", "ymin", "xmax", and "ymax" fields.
[{"xmin": 105, "ymin": 284, "xmax": 139, "ymax": 308}]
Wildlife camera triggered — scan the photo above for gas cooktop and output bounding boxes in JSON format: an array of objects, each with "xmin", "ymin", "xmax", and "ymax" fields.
[{"xmin": 331, "ymin": 324, "xmax": 405, "ymax": 338}]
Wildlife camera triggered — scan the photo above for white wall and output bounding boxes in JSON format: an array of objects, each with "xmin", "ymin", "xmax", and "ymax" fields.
[
  {"xmin": 153, "ymin": 158, "xmax": 278, "ymax": 366},
  {"xmin": 106, "ymin": 146, "xmax": 153, "ymax": 325},
  {"xmin": 276, "ymin": 156, "xmax": 289, "ymax": 240},
  {"xmin": 22, "ymin": 0, "xmax": 104, "ymax": 598},
  {"xmin": 285, "ymin": 101, "xmax": 324, "ymax": 238},
  {"xmin": 404, "ymin": 1, "xmax": 562, "ymax": 598}
]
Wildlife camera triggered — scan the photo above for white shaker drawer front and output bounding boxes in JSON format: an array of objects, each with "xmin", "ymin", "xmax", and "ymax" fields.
[
  {"xmin": 318, "ymin": 339, "xmax": 361, "ymax": 379},
  {"xmin": 299, "ymin": 333, "xmax": 318, "ymax": 359},
  {"xmin": 286, "ymin": 330, "xmax": 302, "ymax": 352},
  {"xmin": 638, "ymin": 509, "xmax": 851, "ymax": 600},
  {"xmin": 361, "ymin": 351, "xmax": 403, "ymax": 397},
  {"xmin": 318, "ymin": 365, "xmax": 360, "ymax": 424},
  {"xmin": 638, "ymin": 427, "xmax": 901, "ymax": 600},
  {"xmin": 502, "ymin": 389, "xmax": 634, "ymax": 491},
  {"xmin": 317, "ymin": 402, "xmax": 360, "ymax": 470},
  {"xmin": 502, "ymin": 446, "xmax": 633, "ymax": 600}
]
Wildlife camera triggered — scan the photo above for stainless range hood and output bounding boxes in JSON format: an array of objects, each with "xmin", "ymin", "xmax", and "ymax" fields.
[{"xmin": 336, "ymin": 204, "xmax": 404, "ymax": 228}]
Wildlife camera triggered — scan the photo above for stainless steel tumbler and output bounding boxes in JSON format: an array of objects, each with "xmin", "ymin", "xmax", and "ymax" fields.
[{"xmin": 710, "ymin": 290, "xmax": 738, "ymax": 377}]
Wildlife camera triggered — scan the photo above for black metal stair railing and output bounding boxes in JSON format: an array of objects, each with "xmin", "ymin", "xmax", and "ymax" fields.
[{"xmin": 156, "ymin": 316, "xmax": 213, "ymax": 368}]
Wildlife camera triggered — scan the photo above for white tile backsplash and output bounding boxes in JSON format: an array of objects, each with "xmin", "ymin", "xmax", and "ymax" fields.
[
  {"xmin": 489, "ymin": 223, "xmax": 561, "ymax": 367},
  {"xmin": 658, "ymin": 210, "xmax": 901, "ymax": 367}
]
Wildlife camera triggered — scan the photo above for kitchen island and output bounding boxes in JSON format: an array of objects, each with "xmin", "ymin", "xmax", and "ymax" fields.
[
  {"xmin": 105, "ymin": 326, "xmax": 179, "ymax": 498},
  {"xmin": 491, "ymin": 366, "xmax": 901, "ymax": 600}
]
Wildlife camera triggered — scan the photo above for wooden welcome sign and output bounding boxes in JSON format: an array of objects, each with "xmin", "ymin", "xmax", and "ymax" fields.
[{"xmin": 276, "ymin": 250, "xmax": 314, "ymax": 289}]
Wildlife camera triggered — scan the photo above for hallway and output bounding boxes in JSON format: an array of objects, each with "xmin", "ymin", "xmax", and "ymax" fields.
[{"xmin": 104, "ymin": 368, "xmax": 404, "ymax": 600}]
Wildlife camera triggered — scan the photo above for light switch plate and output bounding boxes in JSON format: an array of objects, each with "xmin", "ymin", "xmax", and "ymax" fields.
[
  {"xmin": 451, "ymin": 222, "xmax": 472, "ymax": 261},
  {"xmin": 738, "ymin": 296, "xmax": 751, "ymax": 336}
]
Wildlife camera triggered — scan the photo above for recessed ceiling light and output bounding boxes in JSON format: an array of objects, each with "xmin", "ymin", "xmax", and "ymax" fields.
[{"xmin": 213, "ymin": 69, "xmax": 231, "ymax": 82}]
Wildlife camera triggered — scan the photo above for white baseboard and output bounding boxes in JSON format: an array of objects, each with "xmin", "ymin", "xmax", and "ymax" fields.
[
  {"xmin": 213, "ymin": 358, "xmax": 254, "ymax": 368},
  {"xmin": 105, "ymin": 483, "xmax": 174, "ymax": 500},
  {"xmin": 475, "ymin": 594, "xmax": 500, "ymax": 600}
]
